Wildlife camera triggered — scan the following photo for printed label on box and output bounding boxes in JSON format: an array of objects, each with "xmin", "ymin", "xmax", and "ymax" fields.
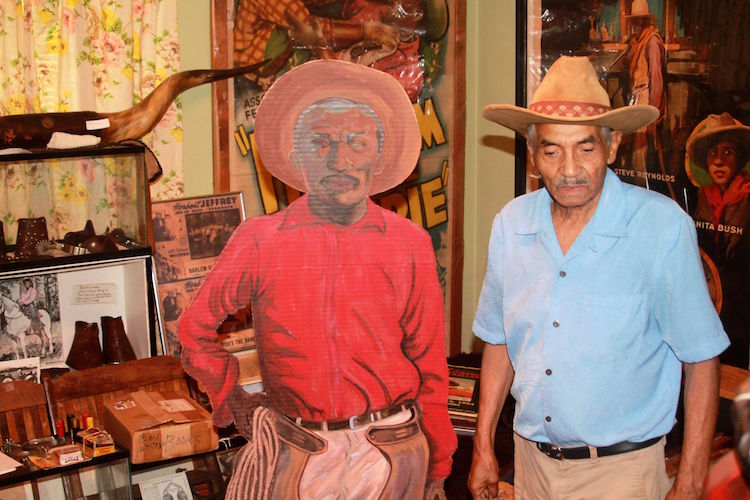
[{"xmin": 158, "ymin": 398, "xmax": 194, "ymax": 413}]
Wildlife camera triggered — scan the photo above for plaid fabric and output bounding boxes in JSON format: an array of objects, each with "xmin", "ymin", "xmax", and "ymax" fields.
[{"xmin": 233, "ymin": 0, "xmax": 333, "ymax": 67}]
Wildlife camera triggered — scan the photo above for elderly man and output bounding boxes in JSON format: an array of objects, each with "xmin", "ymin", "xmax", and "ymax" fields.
[
  {"xmin": 468, "ymin": 56, "xmax": 728, "ymax": 500},
  {"xmin": 178, "ymin": 59, "xmax": 456, "ymax": 499}
]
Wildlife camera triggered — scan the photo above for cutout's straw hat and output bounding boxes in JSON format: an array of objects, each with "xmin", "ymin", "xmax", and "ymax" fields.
[
  {"xmin": 483, "ymin": 56, "xmax": 659, "ymax": 136},
  {"xmin": 254, "ymin": 59, "xmax": 421, "ymax": 195},
  {"xmin": 686, "ymin": 112, "xmax": 750, "ymax": 168}
]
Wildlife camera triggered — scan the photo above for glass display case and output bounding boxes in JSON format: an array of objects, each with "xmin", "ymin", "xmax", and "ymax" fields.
[{"xmin": 0, "ymin": 145, "xmax": 158, "ymax": 370}]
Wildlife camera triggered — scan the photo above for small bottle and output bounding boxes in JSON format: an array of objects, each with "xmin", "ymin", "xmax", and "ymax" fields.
[
  {"xmin": 86, "ymin": 416, "xmax": 94, "ymax": 430},
  {"xmin": 70, "ymin": 417, "xmax": 80, "ymax": 442},
  {"xmin": 82, "ymin": 413, "xmax": 90, "ymax": 429},
  {"xmin": 56, "ymin": 419, "xmax": 65, "ymax": 440}
]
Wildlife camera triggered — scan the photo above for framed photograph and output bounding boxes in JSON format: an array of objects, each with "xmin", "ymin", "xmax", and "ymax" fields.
[
  {"xmin": 138, "ymin": 471, "xmax": 194, "ymax": 500},
  {"xmin": 0, "ymin": 357, "xmax": 40, "ymax": 383},
  {"xmin": 151, "ymin": 193, "xmax": 246, "ymax": 356},
  {"xmin": 211, "ymin": 0, "xmax": 466, "ymax": 354},
  {"xmin": 520, "ymin": 0, "xmax": 750, "ymax": 367}
]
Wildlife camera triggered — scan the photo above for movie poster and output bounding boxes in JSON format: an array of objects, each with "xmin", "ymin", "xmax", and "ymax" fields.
[
  {"xmin": 526, "ymin": 0, "xmax": 750, "ymax": 367},
  {"xmin": 213, "ymin": 0, "xmax": 463, "ymax": 346},
  {"xmin": 152, "ymin": 193, "xmax": 246, "ymax": 356}
]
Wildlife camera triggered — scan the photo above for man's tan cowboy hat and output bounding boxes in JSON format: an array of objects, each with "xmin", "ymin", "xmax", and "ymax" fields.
[
  {"xmin": 686, "ymin": 112, "xmax": 750, "ymax": 168},
  {"xmin": 625, "ymin": 0, "xmax": 656, "ymax": 19},
  {"xmin": 254, "ymin": 59, "xmax": 421, "ymax": 195},
  {"xmin": 483, "ymin": 56, "xmax": 659, "ymax": 136}
]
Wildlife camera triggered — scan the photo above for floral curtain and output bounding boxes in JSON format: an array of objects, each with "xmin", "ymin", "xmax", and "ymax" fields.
[{"xmin": 0, "ymin": 0, "xmax": 182, "ymax": 246}]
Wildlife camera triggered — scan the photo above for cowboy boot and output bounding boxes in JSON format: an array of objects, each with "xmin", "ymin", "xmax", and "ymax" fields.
[
  {"xmin": 66, "ymin": 321, "xmax": 104, "ymax": 370},
  {"xmin": 101, "ymin": 316, "xmax": 136, "ymax": 364},
  {"xmin": 14, "ymin": 217, "xmax": 48, "ymax": 260}
]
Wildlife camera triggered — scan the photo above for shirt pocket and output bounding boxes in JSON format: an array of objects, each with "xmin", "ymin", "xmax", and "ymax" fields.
[{"xmin": 579, "ymin": 293, "xmax": 649, "ymax": 358}]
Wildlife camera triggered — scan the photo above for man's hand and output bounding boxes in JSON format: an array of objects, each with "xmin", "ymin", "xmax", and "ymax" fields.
[
  {"xmin": 362, "ymin": 21, "xmax": 399, "ymax": 51},
  {"xmin": 286, "ymin": 12, "xmax": 325, "ymax": 48},
  {"xmin": 665, "ymin": 481, "xmax": 701, "ymax": 500},
  {"xmin": 468, "ymin": 443, "xmax": 501, "ymax": 500},
  {"xmin": 424, "ymin": 478, "xmax": 446, "ymax": 500},
  {"xmin": 226, "ymin": 385, "xmax": 268, "ymax": 438}
]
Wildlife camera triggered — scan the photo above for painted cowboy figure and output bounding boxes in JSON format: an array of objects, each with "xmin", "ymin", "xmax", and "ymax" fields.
[
  {"xmin": 178, "ymin": 59, "xmax": 456, "ymax": 499},
  {"xmin": 469, "ymin": 56, "xmax": 728, "ymax": 499}
]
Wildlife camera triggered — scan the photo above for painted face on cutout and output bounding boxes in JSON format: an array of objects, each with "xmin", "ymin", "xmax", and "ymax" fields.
[{"xmin": 291, "ymin": 101, "xmax": 384, "ymax": 214}]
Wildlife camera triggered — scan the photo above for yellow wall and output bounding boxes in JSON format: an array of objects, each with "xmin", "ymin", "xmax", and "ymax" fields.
[{"xmin": 177, "ymin": 1, "xmax": 519, "ymax": 353}]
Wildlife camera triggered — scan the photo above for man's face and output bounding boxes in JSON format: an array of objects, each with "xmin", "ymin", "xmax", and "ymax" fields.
[
  {"xmin": 292, "ymin": 107, "xmax": 383, "ymax": 209},
  {"xmin": 707, "ymin": 140, "xmax": 739, "ymax": 189},
  {"xmin": 529, "ymin": 124, "xmax": 621, "ymax": 212}
]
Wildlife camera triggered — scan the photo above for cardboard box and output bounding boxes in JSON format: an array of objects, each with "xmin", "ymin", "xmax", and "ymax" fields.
[{"xmin": 102, "ymin": 390, "xmax": 218, "ymax": 464}]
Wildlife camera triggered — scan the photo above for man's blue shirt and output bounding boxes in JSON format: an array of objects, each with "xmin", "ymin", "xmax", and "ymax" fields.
[{"xmin": 473, "ymin": 169, "xmax": 729, "ymax": 447}]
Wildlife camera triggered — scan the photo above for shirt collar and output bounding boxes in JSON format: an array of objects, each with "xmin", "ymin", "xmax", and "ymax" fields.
[
  {"xmin": 518, "ymin": 168, "xmax": 628, "ymax": 238},
  {"xmin": 280, "ymin": 195, "xmax": 386, "ymax": 233}
]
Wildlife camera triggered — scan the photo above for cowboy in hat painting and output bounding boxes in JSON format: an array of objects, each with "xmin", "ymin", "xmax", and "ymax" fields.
[
  {"xmin": 688, "ymin": 113, "xmax": 750, "ymax": 368},
  {"xmin": 469, "ymin": 56, "xmax": 728, "ymax": 499},
  {"xmin": 622, "ymin": 0, "xmax": 672, "ymax": 197},
  {"xmin": 178, "ymin": 59, "xmax": 456, "ymax": 499}
]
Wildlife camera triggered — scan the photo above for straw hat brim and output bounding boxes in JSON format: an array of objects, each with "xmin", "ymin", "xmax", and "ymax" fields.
[
  {"xmin": 254, "ymin": 60, "xmax": 421, "ymax": 195},
  {"xmin": 686, "ymin": 124, "xmax": 750, "ymax": 168},
  {"xmin": 483, "ymin": 104, "xmax": 659, "ymax": 136}
]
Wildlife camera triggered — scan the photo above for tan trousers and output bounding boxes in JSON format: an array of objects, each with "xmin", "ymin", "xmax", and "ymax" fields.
[{"xmin": 513, "ymin": 433, "xmax": 671, "ymax": 500}]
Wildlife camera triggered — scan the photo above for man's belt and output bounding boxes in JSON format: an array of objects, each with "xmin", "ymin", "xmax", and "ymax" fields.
[
  {"xmin": 292, "ymin": 403, "xmax": 414, "ymax": 432},
  {"xmin": 535, "ymin": 436, "xmax": 662, "ymax": 460}
]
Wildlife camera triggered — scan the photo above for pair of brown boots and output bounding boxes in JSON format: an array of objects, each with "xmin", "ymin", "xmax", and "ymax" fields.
[{"xmin": 66, "ymin": 316, "xmax": 137, "ymax": 370}]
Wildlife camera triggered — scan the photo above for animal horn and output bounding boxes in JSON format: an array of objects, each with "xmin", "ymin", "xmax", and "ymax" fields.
[{"xmin": 101, "ymin": 60, "xmax": 269, "ymax": 143}]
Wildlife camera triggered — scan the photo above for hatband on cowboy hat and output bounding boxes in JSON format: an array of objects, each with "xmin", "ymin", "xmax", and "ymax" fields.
[
  {"xmin": 686, "ymin": 112, "xmax": 750, "ymax": 168},
  {"xmin": 483, "ymin": 56, "xmax": 659, "ymax": 136},
  {"xmin": 254, "ymin": 59, "xmax": 421, "ymax": 195}
]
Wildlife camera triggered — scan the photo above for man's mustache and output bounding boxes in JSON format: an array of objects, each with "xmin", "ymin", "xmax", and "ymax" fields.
[
  {"xmin": 322, "ymin": 174, "xmax": 360, "ymax": 185},
  {"xmin": 554, "ymin": 176, "xmax": 588, "ymax": 187}
]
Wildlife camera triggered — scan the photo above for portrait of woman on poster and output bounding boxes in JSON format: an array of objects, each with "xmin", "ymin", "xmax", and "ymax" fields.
[
  {"xmin": 687, "ymin": 112, "xmax": 750, "ymax": 367},
  {"xmin": 688, "ymin": 113, "xmax": 750, "ymax": 264}
]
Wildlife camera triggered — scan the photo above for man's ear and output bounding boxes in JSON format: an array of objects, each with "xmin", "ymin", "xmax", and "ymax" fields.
[
  {"xmin": 372, "ymin": 158, "xmax": 385, "ymax": 176},
  {"xmin": 607, "ymin": 131, "xmax": 623, "ymax": 165}
]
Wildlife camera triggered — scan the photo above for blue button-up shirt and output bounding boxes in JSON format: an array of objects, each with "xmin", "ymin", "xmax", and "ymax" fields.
[{"xmin": 473, "ymin": 169, "xmax": 729, "ymax": 447}]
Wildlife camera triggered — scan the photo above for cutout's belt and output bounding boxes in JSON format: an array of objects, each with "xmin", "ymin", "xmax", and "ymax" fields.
[{"xmin": 292, "ymin": 403, "xmax": 413, "ymax": 432}]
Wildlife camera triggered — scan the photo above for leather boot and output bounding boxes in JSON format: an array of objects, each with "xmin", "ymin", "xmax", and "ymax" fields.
[
  {"xmin": 66, "ymin": 321, "xmax": 104, "ymax": 370},
  {"xmin": 101, "ymin": 316, "xmax": 136, "ymax": 364},
  {"xmin": 14, "ymin": 217, "xmax": 48, "ymax": 260}
]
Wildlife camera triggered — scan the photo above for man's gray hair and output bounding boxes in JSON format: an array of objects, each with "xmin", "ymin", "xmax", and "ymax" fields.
[
  {"xmin": 293, "ymin": 97, "xmax": 385, "ymax": 153},
  {"xmin": 526, "ymin": 124, "xmax": 613, "ymax": 151}
]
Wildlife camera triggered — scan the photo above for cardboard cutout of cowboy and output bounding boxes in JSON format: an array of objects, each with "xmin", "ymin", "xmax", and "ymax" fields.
[{"xmin": 177, "ymin": 59, "xmax": 457, "ymax": 499}]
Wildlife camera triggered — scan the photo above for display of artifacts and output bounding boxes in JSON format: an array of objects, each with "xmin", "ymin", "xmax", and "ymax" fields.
[
  {"xmin": 138, "ymin": 471, "xmax": 194, "ymax": 500},
  {"xmin": 0, "ymin": 357, "xmax": 40, "ymax": 383},
  {"xmin": 447, "ymin": 364, "xmax": 480, "ymax": 418},
  {"xmin": 0, "ymin": 275, "xmax": 62, "ymax": 367},
  {"xmin": 521, "ymin": 0, "xmax": 750, "ymax": 368},
  {"xmin": 152, "ymin": 193, "xmax": 246, "ymax": 357},
  {"xmin": 211, "ymin": 0, "xmax": 467, "ymax": 355}
]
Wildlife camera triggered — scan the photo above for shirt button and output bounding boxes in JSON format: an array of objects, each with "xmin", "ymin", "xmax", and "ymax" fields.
[
  {"xmin": 545, "ymin": 369, "xmax": 552, "ymax": 375},
  {"xmin": 559, "ymin": 270, "xmax": 567, "ymax": 277},
  {"xmin": 545, "ymin": 416, "xmax": 552, "ymax": 422},
  {"xmin": 552, "ymin": 320, "xmax": 560, "ymax": 327}
]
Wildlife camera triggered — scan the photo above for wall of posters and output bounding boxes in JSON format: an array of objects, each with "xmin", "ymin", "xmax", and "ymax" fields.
[
  {"xmin": 524, "ymin": 0, "xmax": 750, "ymax": 367},
  {"xmin": 152, "ymin": 193, "xmax": 246, "ymax": 356},
  {"xmin": 211, "ymin": 0, "xmax": 466, "ymax": 353}
]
